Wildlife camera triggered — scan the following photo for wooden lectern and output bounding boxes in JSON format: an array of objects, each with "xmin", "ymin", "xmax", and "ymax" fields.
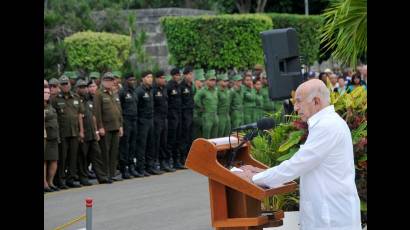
[{"xmin": 185, "ymin": 137, "xmax": 297, "ymax": 230}]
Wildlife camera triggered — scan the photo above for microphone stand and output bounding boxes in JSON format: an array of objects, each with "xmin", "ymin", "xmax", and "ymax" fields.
[{"xmin": 226, "ymin": 129, "xmax": 259, "ymax": 169}]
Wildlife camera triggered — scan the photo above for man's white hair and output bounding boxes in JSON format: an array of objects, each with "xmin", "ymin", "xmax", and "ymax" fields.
[{"xmin": 306, "ymin": 81, "xmax": 330, "ymax": 105}]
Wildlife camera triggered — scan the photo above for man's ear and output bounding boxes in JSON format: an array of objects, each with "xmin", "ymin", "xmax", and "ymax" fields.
[{"xmin": 314, "ymin": 96, "xmax": 321, "ymax": 105}]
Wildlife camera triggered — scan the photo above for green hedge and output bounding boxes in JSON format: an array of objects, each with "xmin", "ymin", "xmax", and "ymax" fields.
[
  {"xmin": 160, "ymin": 14, "xmax": 273, "ymax": 70},
  {"xmin": 64, "ymin": 31, "xmax": 131, "ymax": 72},
  {"xmin": 268, "ymin": 13, "xmax": 323, "ymax": 66},
  {"xmin": 161, "ymin": 13, "xmax": 323, "ymax": 69}
]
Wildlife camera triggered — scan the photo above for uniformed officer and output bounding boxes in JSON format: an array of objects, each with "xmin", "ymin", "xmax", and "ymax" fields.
[
  {"xmin": 194, "ymin": 69, "xmax": 219, "ymax": 139},
  {"xmin": 153, "ymin": 70, "xmax": 175, "ymax": 172},
  {"xmin": 44, "ymin": 86, "xmax": 60, "ymax": 192},
  {"xmin": 89, "ymin": 72, "xmax": 101, "ymax": 88},
  {"xmin": 64, "ymin": 71, "xmax": 78, "ymax": 91},
  {"xmin": 242, "ymin": 74, "xmax": 256, "ymax": 123},
  {"xmin": 253, "ymin": 78, "xmax": 264, "ymax": 120},
  {"xmin": 76, "ymin": 79, "xmax": 111, "ymax": 185},
  {"xmin": 93, "ymin": 72, "xmax": 124, "ymax": 182},
  {"xmin": 118, "ymin": 73, "xmax": 142, "ymax": 179},
  {"xmin": 261, "ymin": 72, "xmax": 282, "ymax": 116},
  {"xmin": 112, "ymin": 70, "xmax": 123, "ymax": 93},
  {"xmin": 230, "ymin": 74, "xmax": 244, "ymax": 129},
  {"xmin": 253, "ymin": 64, "xmax": 264, "ymax": 78},
  {"xmin": 135, "ymin": 71, "xmax": 163, "ymax": 175},
  {"xmin": 166, "ymin": 68, "xmax": 185, "ymax": 169},
  {"xmin": 49, "ymin": 78, "xmax": 60, "ymax": 98},
  {"xmin": 193, "ymin": 69, "xmax": 205, "ymax": 139},
  {"xmin": 179, "ymin": 66, "xmax": 195, "ymax": 164},
  {"xmin": 216, "ymin": 73, "xmax": 231, "ymax": 137},
  {"xmin": 51, "ymin": 75, "xmax": 84, "ymax": 189}
]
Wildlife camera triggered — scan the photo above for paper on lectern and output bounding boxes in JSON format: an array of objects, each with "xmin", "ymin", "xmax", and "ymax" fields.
[{"xmin": 208, "ymin": 136, "xmax": 239, "ymax": 145}]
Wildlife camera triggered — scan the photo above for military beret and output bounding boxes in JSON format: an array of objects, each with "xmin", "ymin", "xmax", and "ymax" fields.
[
  {"xmin": 112, "ymin": 71, "xmax": 122, "ymax": 78},
  {"xmin": 232, "ymin": 74, "xmax": 243, "ymax": 81}
]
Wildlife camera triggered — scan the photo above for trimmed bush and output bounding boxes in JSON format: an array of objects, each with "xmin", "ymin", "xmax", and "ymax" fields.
[
  {"xmin": 267, "ymin": 13, "xmax": 323, "ymax": 66},
  {"xmin": 160, "ymin": 14, "xmax": 273, "ymax": 70},
  {"xmin": 64, "ymin": 31, "xmax": 131, "ymax": 72},
  {"xmin": 161, "ymin": 13, "xmax": 323, "ymax": 69}
]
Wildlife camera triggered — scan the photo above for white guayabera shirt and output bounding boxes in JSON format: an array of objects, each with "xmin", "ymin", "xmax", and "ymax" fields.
[{"xmin": 252, "ymin": 105, "xmax": 361, "ymax": 230}]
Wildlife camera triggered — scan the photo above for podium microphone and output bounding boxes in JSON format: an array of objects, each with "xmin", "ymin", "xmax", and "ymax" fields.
[{"xmin": 232, "ymin": 117, "xmax": 275, "ymax": 131}]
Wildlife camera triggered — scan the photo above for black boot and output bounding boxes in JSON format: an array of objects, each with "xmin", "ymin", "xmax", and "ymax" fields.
[
  {"xmin": 120, "ymin": 166, "xmax": 131, "ymax": 180},
  {"xmin": 145, "ymin": 167, "xmax": 163, "ymax": 175},
  {"xmin": 129, "ymin": 165, "xmax": 143, "ymax": 177},
  {"xmin": 80, "ymin": 178, "xmax": 92, "ymax": 186},
  {"xmin": 160, "ymin": 161, "xmax": 176, "ymax": 172},
  {"xmin": 173, "ymin": 160, "xmax": 187, "ymax": 170},
  {"xmin": 66, "ymin": 179, "xmax": 82, "ymax": 188}
]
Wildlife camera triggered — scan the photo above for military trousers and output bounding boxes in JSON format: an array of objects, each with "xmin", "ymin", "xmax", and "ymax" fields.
[
  {"xmin": 78, "ymin": 140, "xmax": 108, "ymax": 181},
  {"xmin": 243, "ymin": 107, "xmax": 256, "ymax": 124},
  {"xmin": 181, "ymin": 109, "xmax": 193, "ymax": 161},
  {"xmin": 154, "ymin": 117, "xmax": 169, "ymax": 163},
  {"xmin": 56, "ymin": 136, "xmax": 79, "ymax": 183},
  {"xmin": 193, "ymin": 109, "xmax": 202, "ymax": 139},
  {"xmin": 201, "ymin": 112, "xmax": 219, "ymax": 139},
  {"xmin": 166, "ymin": 109, "xmax": 182, "ymax": 163},
  {"xmin": 231, "ymin": 109, "xmax": 243, "ymax": 130},
  {"xmin": 101, "ymin": 130, "xmax": 120, "ymax": 178},
  {"xmin": 217, "ymin": 112, "xmax": 231, "ymax": 137},
  {"xmin": 119, "ymin": 117, "xmax": 138, "ymax": 170},
  {"xmin": 135, "ymin": 118, "xmax": 155, "ymax": 171}
]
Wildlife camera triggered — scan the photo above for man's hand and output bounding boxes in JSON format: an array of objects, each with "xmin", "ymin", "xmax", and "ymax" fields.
[
  {"xmin": 119, "ymin": 127, "xmax": 123, "ymax": 137},
  {"xmin": 99, "ymin": 128, "xmax": 105, "ymax": 136},
  {"xmin": 79, "ymin": 131, "xmax": 85, "ymax": 143}
]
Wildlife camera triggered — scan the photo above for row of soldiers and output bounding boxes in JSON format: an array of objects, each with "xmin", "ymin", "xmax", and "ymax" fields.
[{"xmin": 44, "ymin": 66, "xmax": 282, "ymax": 192}]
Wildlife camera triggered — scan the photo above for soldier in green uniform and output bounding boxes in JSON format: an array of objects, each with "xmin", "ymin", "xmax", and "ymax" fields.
[
  {"xmin": 261, "ymin": 72, "xmax": 282, "ymax": 116},
  {"xmin": 193, "ymin": 69, "xmax": 205, "ymax": 139},
  {"xmin": 93, "ymin": 72, "xmax": 124, "ymax": 182},
  {"xmin": 253, "ymin": 78, "xmax": 264, "ymax": 120},
  {"xmin": 49, "ymin": 78, "xmax": 60, "ymax": 98},
  {"xmin": 89, "ymin": 72, "xmax": 101, "ymax": 88},
  {"xmin": 194, "ymin": 69, "xmax": 218, "ymax": 139},
  {"xmin": 242, "ymin": 74, "xmax": 256, "ymax": 123},
  {"xmin": 76, "ymin": 80, "xmax": 111, "ymax": 185},
  {"xmin": 51, "ymin": 75, "xmax": 85, "ymax": 189},
  {"xmin": 112, "ymin": 70, "xmax": 123, "ymax": 94},
  {"xmin": 216, "ymin": 73, "xmax": 231, "ymax": 137},
  {"xmin": 230, "ymin": 74, "xmax": 244, "ymax": 129}
]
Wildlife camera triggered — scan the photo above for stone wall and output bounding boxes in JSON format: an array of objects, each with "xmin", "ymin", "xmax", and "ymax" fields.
[{"xmin": 93, "ymin": 8, "xmax": 215, "ymax": 72}]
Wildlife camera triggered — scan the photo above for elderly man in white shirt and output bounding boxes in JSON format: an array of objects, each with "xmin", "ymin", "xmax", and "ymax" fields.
[{"xmin": 236, "ymin": 79, "xmax": 361, "ymax": 230}]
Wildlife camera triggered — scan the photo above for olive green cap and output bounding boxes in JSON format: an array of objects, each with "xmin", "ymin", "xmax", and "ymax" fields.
[
  {"xmin": 76, "ymin": 79, "xmax": 87, "ymax": 87},
  {"xmin": 232, "ymin": 74, "xmax": 243, "ymax": 81},
  {"xmin": 205, "ymin": 69, "xmax": 216, "ymax": 80},
  {"xmin": 64, "ymin": 71, "xmax": 78, "ymax": 79},
  {"xmin": 59, "ymin": 75, "xmax": 69, "ymax": 84},
  {"xmin": 49, "ymin": 78, "xmax": 59, "ymax": 85},
  {"xmin": 217, "ymin": 73, "xmax": 228, "ymax": 81},
  {"xmin": 102, "ymin": 72, "xmax": 115, "ymax": 80},
  {"xmin": 89, "ymin": 72, "xmax": 100, "ymax": 79},
  {"xmin": 112, "ymin": 71, "xmax": 122, "ymax": 78},
  {"xmin": 194, "ymin": 68, "xmax": 205, "ymax": 81}
]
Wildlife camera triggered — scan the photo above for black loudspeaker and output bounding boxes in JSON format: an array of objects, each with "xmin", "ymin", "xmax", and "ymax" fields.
[{"xmin": 260, "ymin": 28, "xmax": 303, "ymax": 100}]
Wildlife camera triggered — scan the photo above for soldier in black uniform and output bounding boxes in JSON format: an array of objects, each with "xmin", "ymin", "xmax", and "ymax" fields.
[
  {"xmin": 119, "ymin": 73, "xmax": 142, "ymax": 179},
  {"xmin": 76, "ymin": 80, "xmax": 111, "ymax": 185},
  {"xmin": 135, "ymin": 71, "xmax": 163, "ymax": 176},
  {"xmin": 153, "ymin": 70, "xmax": 176, "ymax": 173},
  {"xmin": 179, "ymin": 66, "xmax": 194, "ymax": 166},
  {"xmin": 166, "ymin": 68, "xmax": 185, "ymax": 169}
]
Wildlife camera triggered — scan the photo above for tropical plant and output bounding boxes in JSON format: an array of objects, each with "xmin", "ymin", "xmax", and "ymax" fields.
[{"xmin": 319, "ymin": 0, "xmax": 367, "ymax": 69}]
